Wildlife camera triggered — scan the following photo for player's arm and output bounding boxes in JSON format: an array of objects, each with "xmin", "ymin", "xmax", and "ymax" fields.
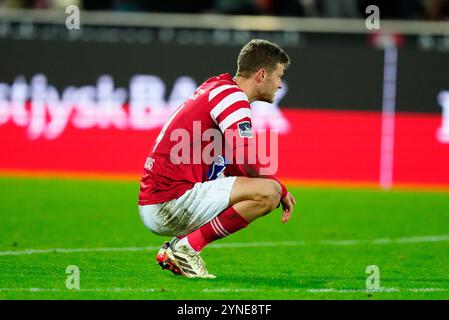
[
  {"xmin": 209, "ymin": 86, "xmax": 295, "ymax": 221},
  {"xmin": 233, "ymin": 141, "xmax": 296, "ymax": 224},
  {"xmin": 220, "ymin": 114, "xmax": 288, "ymax": 198}
]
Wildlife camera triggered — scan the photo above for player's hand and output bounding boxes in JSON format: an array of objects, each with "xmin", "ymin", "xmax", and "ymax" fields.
[{"xmin": 281, "ymin": 192, "xmax": 296, "ymax": 224}]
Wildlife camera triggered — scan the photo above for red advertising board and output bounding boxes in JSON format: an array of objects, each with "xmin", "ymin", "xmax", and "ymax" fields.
[{"xmin": 1, "ymin": 105, "xmax": 448, "ymax": 189}]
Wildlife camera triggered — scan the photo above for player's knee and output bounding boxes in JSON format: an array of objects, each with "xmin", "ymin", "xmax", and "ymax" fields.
[{"xmin": 254, "ymin": 180, "xmax": 281, "ymax": 213}]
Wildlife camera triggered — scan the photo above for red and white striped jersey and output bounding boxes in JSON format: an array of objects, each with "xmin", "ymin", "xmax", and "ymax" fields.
[{"xmin": 139, "ymin": 73, "xmax": 286, "ymax": 205}]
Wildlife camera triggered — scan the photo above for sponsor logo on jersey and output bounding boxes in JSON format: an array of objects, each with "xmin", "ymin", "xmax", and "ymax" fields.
[{"xmin": 207, "ymin": 155, "xmax": 226, "ymax": 180}]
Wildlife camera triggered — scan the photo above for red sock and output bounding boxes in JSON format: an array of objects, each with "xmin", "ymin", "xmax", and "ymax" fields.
[{"xmin": 186, "ymin": 206, "xmax": 249, "ymax": 252}]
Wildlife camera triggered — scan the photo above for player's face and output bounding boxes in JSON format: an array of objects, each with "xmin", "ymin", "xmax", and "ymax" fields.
[{"xmin": 258, "ymin": 63, "xmax": 284, "ymax": 103}]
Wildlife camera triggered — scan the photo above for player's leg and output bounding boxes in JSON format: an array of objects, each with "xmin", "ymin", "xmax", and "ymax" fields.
[
  {"xmin": 229, "ymin": 177, "xmax": 282, "ymax": 222},
  {"xmin": 144, "ymin": 176, "xmax": 238, "ymax": 278},
  {"xmin": 150, "ymin": 176, "xmax": 283, "ymax": 278},
  {"xmin": 139, "ymin": 176, "xmax": 281, "ymax": 236},
  {"xmin": 174, "ymin": 177, "xmax": 282, "ymax": 252}
]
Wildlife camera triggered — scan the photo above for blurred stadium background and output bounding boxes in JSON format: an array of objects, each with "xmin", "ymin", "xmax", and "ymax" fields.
[{"xmin": 0, "ymin": 1, "xmax": 448, "ymax": 300}]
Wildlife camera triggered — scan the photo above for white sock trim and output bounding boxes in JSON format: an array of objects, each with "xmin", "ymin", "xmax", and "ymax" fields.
[{"xmin": 175, "ymin": 237, "xmax": 197, "ymax": 253}]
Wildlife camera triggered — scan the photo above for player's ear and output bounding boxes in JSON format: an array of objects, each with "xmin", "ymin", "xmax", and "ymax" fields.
[{"xmin": 255, "ymin": 69, "xmax": 267, "ymax": 83}]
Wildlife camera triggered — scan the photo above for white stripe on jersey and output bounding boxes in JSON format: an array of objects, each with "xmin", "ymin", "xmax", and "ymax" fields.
[
  {"xmin": 210, "ymin": 91, "xmax": 249, "ymax": 124},
  {"xmin": 218, "ymin": 108, "xmax": 252, "ymax": 132},
  {"xmin": 208, "ymin": 84, "xmax": 239, "ymax": 102}
]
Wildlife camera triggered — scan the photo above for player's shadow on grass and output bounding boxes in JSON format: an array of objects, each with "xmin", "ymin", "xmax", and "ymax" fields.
[{"xmin": 217, "ymin": 274, "xmax": 334, "ymax": 289}]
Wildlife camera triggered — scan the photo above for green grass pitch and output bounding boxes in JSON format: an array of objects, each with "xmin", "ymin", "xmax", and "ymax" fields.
[{"xmin": 0, "ymin": 176, "xmax": 448, "ymax": 300}]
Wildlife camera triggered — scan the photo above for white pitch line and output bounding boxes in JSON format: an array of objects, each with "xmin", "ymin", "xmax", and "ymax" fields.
[
  {"xmin": 0, "ymin": 246, "xmax": 162, "ymax": 256},
  {"xmin": 0, "ymin": 287, "xmax": 448, "ymax": 294},
  {"xmin": 0, "ymin": 288, "xmax": 157, "ymax": 293},
  {"xmin": 0, "ymin": 235, "xmax": 448, "ymax": 257}
]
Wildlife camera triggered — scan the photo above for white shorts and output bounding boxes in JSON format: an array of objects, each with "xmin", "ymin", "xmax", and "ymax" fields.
[{"xmin": 138, "ymin": 176, "xmax": 237, "ymax": 237}]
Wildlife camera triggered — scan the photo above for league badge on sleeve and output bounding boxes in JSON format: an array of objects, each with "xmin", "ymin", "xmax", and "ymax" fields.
[{"xmin": 237, "ymin": 121, "xmax": 253, "ymax": 138}]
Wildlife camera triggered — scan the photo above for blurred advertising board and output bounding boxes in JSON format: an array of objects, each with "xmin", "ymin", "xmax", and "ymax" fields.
[{"xmin": 0, "ymin": 31, "xmax": 448, "ymax": 187}]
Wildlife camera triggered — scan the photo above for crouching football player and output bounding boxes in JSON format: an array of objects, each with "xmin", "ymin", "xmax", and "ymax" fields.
[{"xmin": 138, "ymin": 39, "xmax": 296, "ymax": 278}]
